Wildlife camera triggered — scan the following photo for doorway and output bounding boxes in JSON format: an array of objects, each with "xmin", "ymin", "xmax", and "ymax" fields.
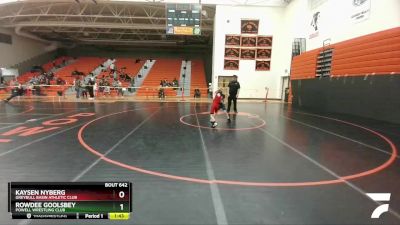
[
  {"xmin": 281, "ymin": 76, "xmax": 290, "ymax": 101},
  {"xmin": 217, "ymin": 76, "xmax": 236, "ymax": 96}
]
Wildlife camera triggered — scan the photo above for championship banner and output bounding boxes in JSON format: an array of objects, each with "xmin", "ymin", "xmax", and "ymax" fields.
[
  {"xmin": 224, "ymin": 59, "xmax": 239, "ymax": 70},
  {"xmin": 350, "ymin": 0, "xmax": 370, "ymax": 23},
  {"xmin": 256, "ymin": 49, "xmax": 271, "ymax": 59},
  {"xmin": 224, "ymin": 48, "xmax": 240, "ymax": 59},
  {"xmin": 225, "ymin": 35, "xmax": 241, "ymax": 46},
  {"xmin": 241, "ymin": 19, "xmax": 259, "ymax": 34},
  {"xmin": 255, "ymin": 60, "xmax": 270, "ymax": 71},
  {"xmin": 240, "ymin": 49, "xmax": 256, "ymax": 60},
  {"xmin": 241, "ymin": 36, "xmax": 257, "ymax": 47},
  {"xmin": 257, "ymin": 36, "xmax": 273, "ymax": 47}
]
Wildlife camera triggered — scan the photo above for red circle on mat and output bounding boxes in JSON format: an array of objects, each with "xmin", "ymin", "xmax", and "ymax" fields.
[
  {"xmin": 179, "ymin": 112, "xmax": 266, "ymax": 131},
  {"xmin": 77, "ymin": 109, "xmax": 398, "ymax": 187}
]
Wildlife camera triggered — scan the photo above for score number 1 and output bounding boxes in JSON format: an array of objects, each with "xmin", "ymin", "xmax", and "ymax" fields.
[{"xmin": 119, "ymin": 191, "xmax": 125, "ymax": 211}]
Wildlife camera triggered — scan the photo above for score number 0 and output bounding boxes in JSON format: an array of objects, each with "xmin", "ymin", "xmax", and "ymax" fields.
[{"xmin": 119, "ymin": 191, "xmax": 125, "ymax": 211}]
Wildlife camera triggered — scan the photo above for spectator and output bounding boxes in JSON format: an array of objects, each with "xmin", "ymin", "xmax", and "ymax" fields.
[
  {"xmin": 113, "ymin": 79, "xmax": 123, "ymax": 96},
  {"xmin": 164, "ymin": 80, "xmax": 167, "ymax": 87},
  {"xmin": 93, "ymin": 80, "xmax": 98, "ymax": 97},
  {"xmin": 73, "ymin": 77, "xmax": 81, "ymax": 99},
  {"xmin": 113, "ymin": 70, "xmax": 118, "ymax": 80},
  {"xmin": 81, "ymin": 78, "xmax": 88, "ymax": 99},
  {"xmin": 87, "ymin": 74, "xmax": 95, "ymax": 99},
  {"xmin": 103, "ymin": 79, "xmax": 111, "ymax": 97},
  {"xmin": 173, "ymin": 78, "xmax": 179, "ymax": 87},
  {"xmin": 158, "ymin": 86, "xmax": 165, "ymax": 100},
  {"xmin": 194, "ymin": 88, "xmax": 201, "ymax": 98},
  {"xmin": 29, "ymin": 76, "xmax": 38, "ymax": 85},
  {"xmin": 109, "ymin": 60, "xmax": 116, "ymax": 76},
  {"xmin": 129, "ymin": 77, "xmax": 135, "ymax": 93},
  {"xmin": 47, "ymin": 72, "xmax": 54, "ymax": 80},
  {"xmin": 98, "ymin": 78, "xmax": 105, "ymax": 96},
  {"xmin": 56, "ymin": 77, "xmax": 65, "ymax": 85}
]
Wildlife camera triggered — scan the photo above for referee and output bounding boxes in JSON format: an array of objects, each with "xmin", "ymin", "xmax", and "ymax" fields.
[{"xmin": 227, "ymin": 75, "xmax": 240, "ymax": 113}]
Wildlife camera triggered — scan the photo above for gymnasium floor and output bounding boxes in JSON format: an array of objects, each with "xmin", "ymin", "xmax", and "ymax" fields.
[{"xmin": 0, "ymin": 100, "xmax": 399, "ymax": 225}]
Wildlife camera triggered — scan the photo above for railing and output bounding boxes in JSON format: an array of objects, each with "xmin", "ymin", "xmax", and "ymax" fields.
[
  {"xmin": 0, "ymin": 84, "xmax": 212, "ymax": 100},
  {"xmin": 1, "ymin": 84, "xmax": 276, "ymax": 102}
]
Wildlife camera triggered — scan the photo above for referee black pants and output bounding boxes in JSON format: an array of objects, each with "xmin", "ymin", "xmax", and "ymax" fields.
[{"xmin": 227, "ymin": 95, "xmax": 237, "ymax": 112}]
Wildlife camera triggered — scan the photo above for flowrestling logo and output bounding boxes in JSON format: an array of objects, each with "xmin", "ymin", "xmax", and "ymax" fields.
[{"xmin": 366, "ymin": 193, "xmax": 391, "ymax": 219}]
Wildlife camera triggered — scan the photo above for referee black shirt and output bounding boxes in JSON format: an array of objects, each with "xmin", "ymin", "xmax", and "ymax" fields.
[{"xmin": 228, "ymin": 80, "xmax": 240, "ymax": 96}]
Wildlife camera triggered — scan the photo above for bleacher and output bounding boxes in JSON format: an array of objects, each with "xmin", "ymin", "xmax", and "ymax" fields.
[
  {"xmin": 2, "ymin": 56, "xmax": 208, "ymax": 99},
  {"xmin": 190, "ymin": 60, "xmax": 208, "ymax": 98},
  {"xmin": 55, "ymin": 57, "xmax": 105, "ymax": 84},
  {"xmin": 115, "ymin": 58, "xmax": 145, "ymax": 88},
  {"xmin": 42, "ymin": 56, "xmax": 72, "ymax": 73},
  {"xmin": 16, "ymin": 56, "xmax": 72, "ymax": 84},
  {"xmin": 136, "ymin": 59, "xmax": 182, "ymax": 97},
  {"xmin": 17, "ymin": 71, "xmax": 41, "ymax": 84},
  {"xmin": 95, "ymin": 58, "xmax": 145, "ymax": 96}
]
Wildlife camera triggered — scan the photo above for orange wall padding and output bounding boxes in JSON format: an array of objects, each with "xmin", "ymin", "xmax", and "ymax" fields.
[{"xmin": 290, "ymin": 27, "xmax": 400, "ymax": 80}]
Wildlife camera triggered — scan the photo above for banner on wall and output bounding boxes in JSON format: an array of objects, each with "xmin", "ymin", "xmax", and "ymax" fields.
[
  {"xmin": 350, "ymin": 0, "xmax": 370, "ymax": 23},
  {"xmin": 224, "ymin": 59, "xmax": 239, "ymax": 70},
  {"xmin": 225, "ymin": 35, "xmax": 241, "ymax": 46},
  {"xmin": 257, "ymin": 36, "xmax": 273, "ymax": 47},
  {"xmin": 255, "ymin": 60, "xmax": 271, "ymax": 71},
  {"xmin": 256, "ymin": 49, "xmax": 272, "ymax": 59},
  {"xmin": 240, "ymin": 49, "xmax": 256, "ymax": 60},
  {"xmin": 309, "ymin": 11, "xmax": 320, "ymax": 39},
  {"xmin": 241, "ymin": 19, "xmax": 259, "ymax": 34},
  {"xmin": 241, "ymin": 36, "xmax": 257, "ymax": 47},
  {"xmin": 224, "ymin": 48, "xmax": 240, "ymax": 59}
]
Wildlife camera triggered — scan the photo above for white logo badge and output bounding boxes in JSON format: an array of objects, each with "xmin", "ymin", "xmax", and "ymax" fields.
[{"xmin": 366, "ymin": 193, "xmax": 391, "ymax": 218}]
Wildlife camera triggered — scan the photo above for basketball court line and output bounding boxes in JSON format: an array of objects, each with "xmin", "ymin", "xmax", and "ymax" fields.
[
  {"xmin": 0, "ymin": 121, "xmax": 89, "ymax": 158},
  {"xmin": 0, "ymin": 123, "xmax": 23, "ymax": 125},
  {"xmin": 0, "ymin": 113, "xmax": 59, "ymax": 116},
  {"xmin": 255, "ymin": 126, "xmax": 400, "ymax": 220},
  {"xmin": 16, "ymin": 107, "xmax": 162, "ymax": 225},
  {"xmin": 0, "ymin": 124, "xmax": 24, "ymax": 131},
  {"xmin": 373, "ymin": 129, "xmax": 400, "ymax": 138},
  {"xmin": 281, "ymin": 115, "xmax": 400, "ymax": 159},
  {"xmin": 193, "ymin": 103, "xmax": 228, "ymax": 225},
  {"xmin": 0, "ymin": 108, "xmax": 87, "ymax": 158},
  {"xmin": 71, "ymin": 109, "xmax": 160, "ymax": 182},
  {"xmin": 0, "ymin": 106, "xmax": 34, "ymax": 119},
  {"xmin": 0, "ymin": 110, "xmax": 82, "ymax": 131},
  {"xmin": 77, "ymin": 107, "xmax": 396, "ymax": 187}
]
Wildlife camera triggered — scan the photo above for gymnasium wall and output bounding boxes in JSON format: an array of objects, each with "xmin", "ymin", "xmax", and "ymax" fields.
[
  {"xmin": 212, "ymin": 5, "xmax": 291, "ymax": 99},
  {"xmin": 285, "ymin": 0, "xmax": 400, "ymax": 51},
  {"xmin": 290, "ymin": 27, "xmax": 400, "ymax": 123},
  {"xmin": 0, "ymin": 28, "xmax": 48, "ymax": 68}
]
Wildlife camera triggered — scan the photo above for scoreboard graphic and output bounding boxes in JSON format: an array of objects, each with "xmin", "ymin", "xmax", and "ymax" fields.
[
  {"xmin": 8, "ymin": 182, "xmax": 132, "ymax": 220},
  {"xmin": 166, "ymin": 4, "xmax": 201, "ymax": 35}
]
